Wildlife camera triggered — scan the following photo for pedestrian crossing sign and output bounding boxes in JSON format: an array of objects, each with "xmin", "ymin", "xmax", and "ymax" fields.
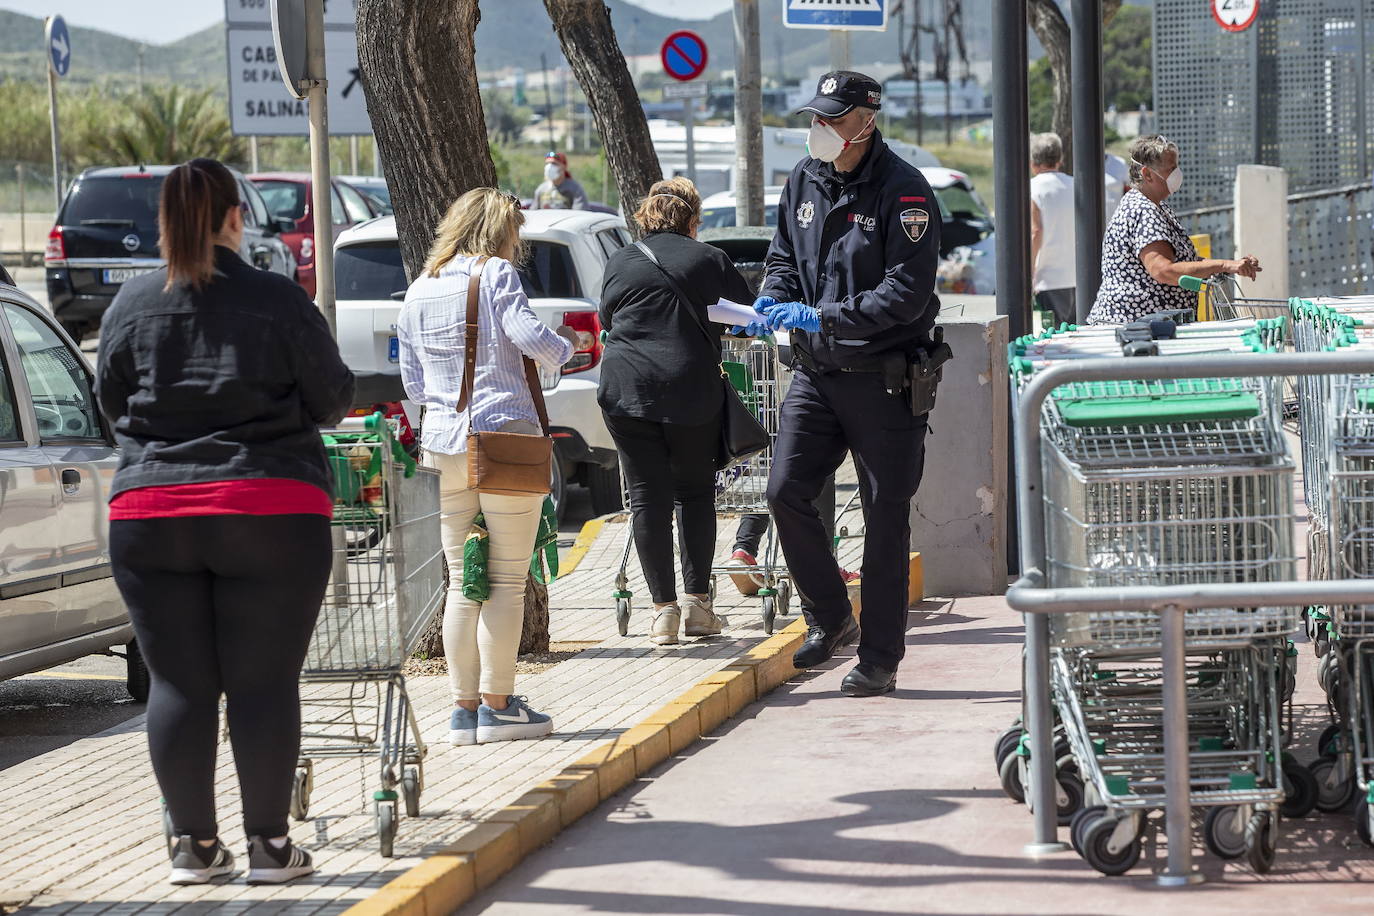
[{"xmin": 784, "ymin": 0, "xmax": 888, "ymax": 31}]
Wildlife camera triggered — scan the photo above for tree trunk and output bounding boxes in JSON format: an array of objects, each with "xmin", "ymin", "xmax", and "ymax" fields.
[
  {"xmin": 1027, "ymin": 0, "xmax": 1125, "ymax": 175},
  {"xmin": 543, "ymin": 0, "xmax": 662, "ymax": 230},
  {"xmin": 356, "ymin": 0, "xmax": 498, "ymax": 279},
  {"xmin": 415, "ymin": 568, "xmax": 550, "ymax": 659}
]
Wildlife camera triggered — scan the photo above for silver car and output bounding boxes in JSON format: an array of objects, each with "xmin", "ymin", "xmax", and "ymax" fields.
[{"xmin": 0, "ymin": 279, "xmax": 140, "ymax": 698}]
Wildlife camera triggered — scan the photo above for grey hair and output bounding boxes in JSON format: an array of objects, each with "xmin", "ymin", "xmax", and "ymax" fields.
[
  {"xmin": 1128, "ymin": 135, "xmax": 1179, "ymax": 186},
  {"xmin": 1029, "ymin": 132, "xmax": 1063, "ymax": 169}
]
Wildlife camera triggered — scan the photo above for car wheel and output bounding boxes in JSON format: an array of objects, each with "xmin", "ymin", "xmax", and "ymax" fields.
[
  {"xmin": 126, "ymin": 639, "xmax": 150, "ymax": 703},
  {"xmin": 549, "ymin": 453, "xmax": 567, "ymax": 524},
  {"xmin": 587, "ymin": 460, "xmax": 623, "ymax": 516}
]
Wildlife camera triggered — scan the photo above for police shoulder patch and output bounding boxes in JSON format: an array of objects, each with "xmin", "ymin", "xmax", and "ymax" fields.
[{"xmin": 899, "ymin": 208, "xmax": 930, "ymax": 243}]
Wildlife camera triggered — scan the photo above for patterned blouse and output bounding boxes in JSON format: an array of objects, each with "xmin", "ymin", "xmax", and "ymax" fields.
[{"xmin": 1086, "ymin": 189, "xmax": 1199, "ymax": 324}]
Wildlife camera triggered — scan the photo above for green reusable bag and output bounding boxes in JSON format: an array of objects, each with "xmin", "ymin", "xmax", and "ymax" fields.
[
  {"xmin": 530, "ymin": 496, "xmax": 560, "ymax": 585},
  {"xmin": 462, "ymin": 514, "xmax": 490, "ymax": 602}
]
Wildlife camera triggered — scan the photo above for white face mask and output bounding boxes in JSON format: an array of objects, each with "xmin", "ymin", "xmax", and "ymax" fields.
[
  {"xmin": 806, "ymin": 115, "xmax": 874, "ymax": 163},
  {"xmin": 1165, "ymin": 166, "xmax": 1184, "ymax": 195},
  {"xmin": 544, "ymin": 163, "xmax": 562, "ymax": 182}
]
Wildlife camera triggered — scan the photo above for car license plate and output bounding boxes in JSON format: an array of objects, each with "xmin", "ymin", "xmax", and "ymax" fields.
[
  {"xmin": 388, "ymin": 336, "xmax": 400, "ymax": 363},
  {"xmin": 102, "ymin": 267, "xmax": 154, "ymax": 284}
]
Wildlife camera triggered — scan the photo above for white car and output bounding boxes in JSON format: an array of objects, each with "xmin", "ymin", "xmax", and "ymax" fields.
[{"xmin": 332, "ymin": 210, "xmax": 630, "ymax": 518}]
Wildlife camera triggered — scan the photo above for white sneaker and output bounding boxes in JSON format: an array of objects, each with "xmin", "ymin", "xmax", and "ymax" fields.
[
  {"xmin": 651, "ymin": 605, "xmax": 681, "ymax": 645},
  {"xmin": 682, "ymin": 595, "xmax": 724, "ymax": 638}
]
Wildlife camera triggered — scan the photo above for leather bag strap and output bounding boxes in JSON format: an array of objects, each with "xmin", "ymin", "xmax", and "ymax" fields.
[{"xmin": 456, "ymin": 255, "xmax": 552, "ymax": 435}]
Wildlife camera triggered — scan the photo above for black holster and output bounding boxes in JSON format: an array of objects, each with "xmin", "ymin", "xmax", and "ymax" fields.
[{"xmin": 907, "ymin": 328, "xmax": 954, "ymax": 416}]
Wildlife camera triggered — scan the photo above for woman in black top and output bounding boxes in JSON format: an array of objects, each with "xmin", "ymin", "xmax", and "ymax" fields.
[{"xmin": 598, "ymin": 177, "xmax": 754, "ymax": 646}]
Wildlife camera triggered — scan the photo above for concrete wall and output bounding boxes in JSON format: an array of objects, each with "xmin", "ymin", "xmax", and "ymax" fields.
[
  {"xmin": 1233, "ymin": 165, "xmax": 1290, "ymax": 300},
  {"xmin": 909, "ymin": 309, "xmax": 1009, "ymax": 597}
]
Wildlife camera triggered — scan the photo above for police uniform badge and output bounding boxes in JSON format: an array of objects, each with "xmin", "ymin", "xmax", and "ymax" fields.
[
  {"xmin": 797, "ymin": 200, "xmax": 815, "ymax": 228},
  {"xmin": 899, "ymin": 208, "xmax": 929, "ymax": 242}
]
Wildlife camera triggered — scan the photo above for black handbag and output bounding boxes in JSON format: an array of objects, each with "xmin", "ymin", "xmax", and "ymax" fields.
[{"xmin": 633, "ymin": 241, "xmax": 770, "ymax": 470}]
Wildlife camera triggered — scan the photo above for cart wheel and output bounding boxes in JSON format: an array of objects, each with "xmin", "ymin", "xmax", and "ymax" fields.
[
  {"xmin": 1203, "ymin": 805, "xmax": 1247, "ymax": 859},
  {"xmin": 761, "ymin": 596, "xmax": 776, "ymax": 634},
  {"xmin": 376, "ymin": 800, "xmax": 397, "ymax": 857},
  {"xmin": 777, "ymin": 579, "xmax": 792, "ymax": 616},
  {"xmin": 1309, "ymin": 756, "xmax": 1356, "ymax": 812},
  {"xmin": 402, "ymin": 766, "xmax": 422, "ymax": 818},
  {"xmin": 708, "ymin": 577, "xmax": 717, "ymax": 601},
  {"xmin": 1080, "ymin": 813, "xmax": 1141, "ymax": 876},
  {"xmin": 1055, "ymin": 764, "xmax": 1085, "ymax": 826},
  {"xmin": 615, "ymin": 597, "xmax": 631, "ymax": 637},
  {"xmin": 1280, "ymin": 757, "xmax": 1318, "ymax": 819},
  {"xmin": 993, "ymin": 726, "xmax": 1022, "ymax": 768},
  {"xmin": 1355, "ymin": 797, "xmax": 1374, "ymax": 846},
  {"xmin": 289, "ymin": 763, "xmax": 313, "ymax": 821},
  {"xmin": 1070, "ymin": 805, "xmax": 1106, "ymax": 856},
  {"xmin": 1281, "ymin": 664, "xmax": 1297, "ymax": 704},
  {"xmin": 1245, "ymin": 812, "xmax": 1276, "ymax": 874},
  {"xmin": 1317, "ymin": 723, "xmax": 1342, "ymax": 758},
  {"xmin": 998, "ymin": 750, "xmax": 1025, "ymax": 804}
]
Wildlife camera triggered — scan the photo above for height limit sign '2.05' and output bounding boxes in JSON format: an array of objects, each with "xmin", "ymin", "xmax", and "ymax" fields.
[
  {"xmin": 224, "ymin": 0, "xmax": 371, "ymax": 135},
  {"xmin": 1212, "ymin": 0, "xmax": 1260, "ymax": 32}
]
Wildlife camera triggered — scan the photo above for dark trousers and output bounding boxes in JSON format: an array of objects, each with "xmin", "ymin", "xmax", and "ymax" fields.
[
  {"xmin": 110, "ymin": 514, "xmax": 332, "ymax": 841},
  {"xmin": 604, "ymin": 411, "xmax": 720, "ymax": 604},
  {"xmin": 734, "ymin": 474, "xmax": 838, "ymax": 556},
  {"xmin": 1037, "ymin": 288, "xmax": 1077, "ymax": 326},
  {"xmin": 766, "ymin": 368, "xmax": 927, "ymax": 670}
]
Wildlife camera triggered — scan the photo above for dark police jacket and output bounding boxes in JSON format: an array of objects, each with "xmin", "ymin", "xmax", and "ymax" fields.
[
  {"xmin": 760, "ymin": 131, "xmax": 941, "ymax": 372},
  {"xmin": 95, "ymin": 246, "xmax": 355, "ymax": 500}
]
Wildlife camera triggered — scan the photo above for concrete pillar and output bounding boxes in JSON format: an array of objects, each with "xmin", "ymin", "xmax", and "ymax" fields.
[
  {"xmin": 909, "ymin": 311, "xmax": 1010, "ymax": 596},
  {"xmin": 1233, "ymin": 165, "xmax": 1289, "ymax": 299}
]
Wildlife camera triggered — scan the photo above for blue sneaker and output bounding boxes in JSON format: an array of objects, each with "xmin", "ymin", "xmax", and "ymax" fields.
[
  {"xmin": 476, "ymin": 696, "xmax": 554, "ymax": 744},
  {"xmin": 449, "ymin": 706, "xmax": 478, "ymax": 746}
]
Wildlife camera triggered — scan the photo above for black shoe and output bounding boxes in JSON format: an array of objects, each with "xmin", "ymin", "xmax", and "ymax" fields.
[
  {"xmin": 841, "ymin": 662, "xmax": 897, "ymax": 697},
  {"xmin": 793, "ymin": 616, "xmax": 860, "ymax": 669}
]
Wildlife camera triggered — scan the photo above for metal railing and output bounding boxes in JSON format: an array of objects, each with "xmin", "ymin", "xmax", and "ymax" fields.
[{"xmin": 1005, "ymin": 350, "xmax": 1374, "ymax": 887}]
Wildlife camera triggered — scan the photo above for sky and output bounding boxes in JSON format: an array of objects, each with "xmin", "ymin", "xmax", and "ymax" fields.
[{"xmin": 1, "ymin": 0, "xmax": 735, "ymax": 45}]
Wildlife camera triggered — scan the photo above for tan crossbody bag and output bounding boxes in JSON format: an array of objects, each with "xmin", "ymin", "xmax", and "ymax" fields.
[{"xmin": 458, "ymin": 256, "xmax": 553, "ymax": 496}]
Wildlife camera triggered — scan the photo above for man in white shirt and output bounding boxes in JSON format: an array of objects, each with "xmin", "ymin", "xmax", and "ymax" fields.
[
  {"xmin": 1029, "ymin": 132, "xmax": 1077, "ymax": 325},
  {"xmin": 1104, "ymin": 152, "xmax": 1130, "ymax": 223}
]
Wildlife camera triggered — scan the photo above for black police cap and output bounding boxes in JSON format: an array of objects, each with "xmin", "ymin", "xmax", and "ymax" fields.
[{"xmin": 796, "ymin": 70, "xmax": 883, "ymax": 118}]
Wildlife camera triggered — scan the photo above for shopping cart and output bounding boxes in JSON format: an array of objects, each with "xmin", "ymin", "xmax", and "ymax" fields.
[
  {"xmin": 997, "ymin": 318, "xmax": 1309, "ymax": 877},
  {"xmin": 1183, "ymin": 274, "xmax": 1290, "ymax": 322},
  {"xmin": 295, "ymin": 414, "xmax": 445, "ymax": 857},
  {"xmin": 611, "ymin": 337, "xmax": 795, "ymax": 635}
]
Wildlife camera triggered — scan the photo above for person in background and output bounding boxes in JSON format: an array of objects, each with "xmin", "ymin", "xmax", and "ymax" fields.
[
  {"xmin": 534, "ymin": 151, "xmax": 588, "ymax": 210},
  {"xmin": 95, "ymin": 157, "xmax": 354, "ymax": 886},
  {"xmin": 1029, "ymin": 132, "xmax": 1077, "ymax": 326},
  {"xmin": 399, "ymin": 188, "xmax": 577, "ymax": 748},
  {"xmin": 1104, "ymin": 152, "xmax": 1131, "ymax": 224},
  {"xmin": 598, "ymin": 177, "xmax": 752, "ymax": 646},
  {"xmin": 1088, "ymin": 135, "xmax": 1261, "ymax": 325}
]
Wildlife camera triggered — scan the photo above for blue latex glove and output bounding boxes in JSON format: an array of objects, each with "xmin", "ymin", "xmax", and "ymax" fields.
[
  {"xmin": 752, "ymin": 295, "xmax": 778, "ymax": 316},
  {"xmin": 764, "ymin": 301, "xmax": 821, "ymax": 333},
  {"xmin": 730, "ymin": 320, "xmax": 773, "ymax": 337}
]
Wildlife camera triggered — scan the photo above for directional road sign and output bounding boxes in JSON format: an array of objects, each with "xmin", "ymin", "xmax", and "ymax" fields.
[
  {"xmin": 783, "ymin": 0, "xmax": 888, "ymax": 32},
  {"xmin": 46, "ymin": 15, "xmax": 71, "ymax": 77},
  {"xmin": 661, "ymin": 30, "xmax": 708, "ymax": 82}
]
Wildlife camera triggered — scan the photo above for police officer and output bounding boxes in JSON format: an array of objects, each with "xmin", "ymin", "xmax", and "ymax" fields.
[{"xmin": 754, "ymin": 71, "xmax": 942, "ymax": 697}]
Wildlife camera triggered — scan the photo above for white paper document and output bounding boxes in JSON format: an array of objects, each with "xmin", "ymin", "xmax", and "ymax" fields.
[{"xmin": 708, "ymin": 298, "xmax": 762, "ymax": 327}]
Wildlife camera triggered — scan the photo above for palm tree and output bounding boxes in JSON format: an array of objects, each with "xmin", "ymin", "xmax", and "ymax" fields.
[{"xmin": 83, "ymin": 85, "xmax": 246, "ymax": 166}]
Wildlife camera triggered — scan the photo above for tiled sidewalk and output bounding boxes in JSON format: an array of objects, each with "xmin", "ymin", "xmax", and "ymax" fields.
[{"xmin": 2, "ymin": 470, "xmax": 864, "ymax": 914}]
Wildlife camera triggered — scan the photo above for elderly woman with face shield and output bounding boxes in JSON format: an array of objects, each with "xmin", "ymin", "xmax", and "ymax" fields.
[{"xmin": 1086, "ymin": 135, "xmax": 1261, "ymax": 325}]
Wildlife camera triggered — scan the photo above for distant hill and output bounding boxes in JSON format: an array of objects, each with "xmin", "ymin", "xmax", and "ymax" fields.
[{"xmin": 0, "ymin": 10, "xmax": 224, "ymax": 87}]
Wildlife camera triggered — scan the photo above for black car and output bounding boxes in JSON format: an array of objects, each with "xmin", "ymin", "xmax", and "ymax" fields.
[{"xmin": 44, "ymin": 165, "xmax": 296, "ymax": 341}]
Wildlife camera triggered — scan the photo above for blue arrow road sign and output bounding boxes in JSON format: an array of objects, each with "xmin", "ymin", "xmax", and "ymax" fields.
[
  {"xmin": 783, "ymin": 0, "xmax": 887, "ymax": 31},
  {"xmin": 46, "ymin": 15, "xmax": 71, "ymax": 77}
]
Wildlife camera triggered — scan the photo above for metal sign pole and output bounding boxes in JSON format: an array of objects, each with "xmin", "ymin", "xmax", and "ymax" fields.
[
  {"xmin": 45, "ymin": 29, "xmax": 62, "ymax": 212},
  {"xmin": 305, "ymin": 0, "xmax": 336, "ymax": 337},
  {"xmin": 684, "ymin": 98, "xmax": 697, "ymax": 184}
]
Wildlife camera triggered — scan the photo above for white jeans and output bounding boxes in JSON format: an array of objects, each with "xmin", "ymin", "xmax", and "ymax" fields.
[{"xmin": 426, "ymin": 450, "xmax": 543, "ymax": 702}]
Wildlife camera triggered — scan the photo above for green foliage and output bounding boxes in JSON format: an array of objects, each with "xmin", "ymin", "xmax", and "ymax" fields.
[
  {"xmin": 1103, "ymin": 6, "xmax": 1153, "ymax": 111},
  {"xmin": 79, "ymin": 85, "xmax": 245, "ymax": 167},
  {"xmin": 1028, "ymin": 57, "xmax": 1055, "ymax": 134},
  {"xmin": 483, "ymin": 91, "xmax": 534, "ymax": 146}
]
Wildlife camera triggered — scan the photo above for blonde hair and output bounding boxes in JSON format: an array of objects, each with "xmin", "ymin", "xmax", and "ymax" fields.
[
  {"xmin": 422, "ymin": 187, "xmax": 524, "ymax": 277},
  {"xmin": 633, "ymin": 177, "xmax": 701, "ymax": 235}
]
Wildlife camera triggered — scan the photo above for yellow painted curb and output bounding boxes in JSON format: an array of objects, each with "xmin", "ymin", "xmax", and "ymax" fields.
[
  {"xmin": 558, "ymin": 513, "xmax": 624, "ymax": 577},
  {"xmin": 343, "ymin": 547, "xmax": 923, "ymax": 916}
]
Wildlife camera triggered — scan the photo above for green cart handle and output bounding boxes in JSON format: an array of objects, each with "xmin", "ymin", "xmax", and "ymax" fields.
[{"xmin": 1179, "ymin": 275, "xmax": 1205, "ymax": 293}]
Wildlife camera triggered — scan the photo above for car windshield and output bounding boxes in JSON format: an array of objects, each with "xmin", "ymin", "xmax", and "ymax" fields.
[
  {"xmin": 699, "ymin": 205, "xmax": 779, "ymax": 230},
  {"xmin": 255, "ymin": 180, "xmax": 308, "ymax": 220},
  {"xmin": 61, "ymin": 176, "xmax": 164, "ymax": 227},
  {"xmin": 935, "ymin": 185, "xmax": 986, "ymax": 221},
  {"xmin": 357, "ymin": 183, "xmax": 392, "ymax": 213},
  {"xmin": 336, "ymin": 242, "xmax": 408, "ymax": 300},
  {"xmin": 518, "ymin": 241, "xmax": 581, "ymax": 299}
]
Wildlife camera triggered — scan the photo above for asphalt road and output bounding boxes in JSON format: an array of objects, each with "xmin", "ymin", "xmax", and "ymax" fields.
[{"xmin": 0, "ymin": 266, "xmax": 604, "ymax": 772}]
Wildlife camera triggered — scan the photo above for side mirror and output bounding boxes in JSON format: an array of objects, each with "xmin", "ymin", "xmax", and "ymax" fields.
[{"xmin": 276, "ymin": 217, "xmax": 297, "ymax": 234}]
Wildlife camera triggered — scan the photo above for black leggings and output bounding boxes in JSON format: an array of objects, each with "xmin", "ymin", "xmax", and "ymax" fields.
[
  {"xmin": 604, "ymin": 412, "xmax": 720, "ymax": 604},
  {"xmin": 110, "ymin": 514, "xmax": 332, "ymax": 841}
]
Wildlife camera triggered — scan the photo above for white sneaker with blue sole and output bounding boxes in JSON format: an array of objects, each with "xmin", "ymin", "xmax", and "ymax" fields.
[
  {"xmin": 476, "ymin": 695, "xmax": 554, "ymax": 743},
  {"xmin": 450, "ymin": 706, "xmax": 478, "ymax": 746}
]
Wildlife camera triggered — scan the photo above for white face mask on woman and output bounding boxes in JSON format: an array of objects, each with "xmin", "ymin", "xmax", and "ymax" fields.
[
  {"xmin": 544, "ymin": 163, "xmax": 562, "ymax": 182},
  {"xmin": 806, "ymin": 114, "xmax": 875, "ymax": 163},
  {"xmin": 1165, "ymin": 166, "xmax": 1184, "ymax": 195}
]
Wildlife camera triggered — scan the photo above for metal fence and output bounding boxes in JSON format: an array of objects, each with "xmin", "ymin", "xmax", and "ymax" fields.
[{"xmin": 1177, "ymin": 181, "xmax": 1373, "ymax": 297}]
